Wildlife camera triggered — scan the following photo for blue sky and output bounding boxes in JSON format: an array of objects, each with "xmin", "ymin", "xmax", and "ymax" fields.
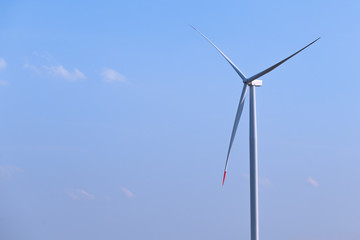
[{"xmin": 1, "ymin": 0, "xmax": 360, "ymax": 239}]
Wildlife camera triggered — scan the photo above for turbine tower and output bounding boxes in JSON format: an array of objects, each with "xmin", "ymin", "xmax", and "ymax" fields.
[{"xmin": 192, "ymin": 26, "xmax": 319, "ymax": 240}]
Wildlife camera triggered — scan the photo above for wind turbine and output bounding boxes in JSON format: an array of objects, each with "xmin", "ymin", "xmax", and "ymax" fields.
[{"xmin": 192, "ymin": 26, "xmax": 319, "ymax": 240}]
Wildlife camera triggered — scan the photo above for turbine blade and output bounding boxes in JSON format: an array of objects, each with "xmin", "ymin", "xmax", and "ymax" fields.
[
  {"xmin": 223, "ymin": 83, "xmax": 248, "ymax": 185},
  {"xmin": 246, "ymin": 37, "xmax": 320, "ymax": 82},
  {"xmin": 191, "ymin": 25, "xmax": 247, "ymax": 82}
]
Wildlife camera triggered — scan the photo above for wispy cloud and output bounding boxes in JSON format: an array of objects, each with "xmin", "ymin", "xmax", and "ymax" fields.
[
  {"xmin": 0, "ymin": 58, "xmax": 8, "ymax": 86},
  {"xmin": 243, "ymin": 173, "xmax": 272, "ymax": 186},
  {"xmin": 24, "ymin": 62, "xmax": 42, "ymax": 74},
  {"xmin": 78, "ymin": 189, "xmax": 94, "ymax": 199},
  {"xmin": 259, "ymin": 177, "xmax": 272, "ymax": 186},
  {"xmin": 0, "ymin": 80, "xmax": 9, "ymax": 86},
  {"xmin": 307, "ymin": 176, "xmax": 319, "ymax": 187},
  {"xmin": 0, "ymin": 165, "xmax": 23, "ymax": 179},
  {"xmin": 67, "ymin": 189, "xmax": 95, "ymax": 200},
  {"xmin": 121, "ymin": 187, "xmax": 135, "ymax": 198},
  {"xmin": 104, "ymin": 195, "xmax": 113, "ymax": 201},
  {"xmin": 67, "ymin": 191, "xmax": 80, "ymax": 200},
  {"xmin": 101, "ymin": 68, "xmax": 127, "ymax": 83},
  {"xmin": 24, "ymin": 54, "xmax": 86, "ymax": 81},
  {"xmin": 0, "ymin": 58, "xmax": 7, "ymax": 70},
  {"xmin": 45, "ymin": 65, "xmax": 86, "ymax": 81}
]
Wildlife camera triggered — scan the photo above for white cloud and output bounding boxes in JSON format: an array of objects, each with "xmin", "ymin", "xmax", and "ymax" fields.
[
  {"xmin": 121, "ymin": 187, "xmax": 135, "ymax": 198},
  {"xmin": 0, "ymin": 165, "xmax": 23, "ymax": 179},
  {"xmin": 0, "ymin": 58, "xmax": 8, "ymax": 86},
  {"xmin": 243, "ymin": 174, "xmax": 272, "ymax": 186},
  {"xmin": 24, "ymin": 53, "xmax": 86, "ymax": 81},
  {"xmin": 24, "ymin": 62, "xmax": 41, "ymax": 74},
  {"xmin": 77, "ymin": 189, "xmax": 94, "ymax": 199},
  {"xmin": 0, "ymin": 80, "xmax": 9, "ymax": 86},
  {"xmin": 45, "ymin": 65, "xmax": 86, "ymax": 81},
  {"xmin": 307, "ymin": 176, "xmax": 319, "ymax": 187},
  {"xmin": 259, "ymin": 177, "xmax": 272, "ymax": 186},
  {"xmin": 67, "ymin": 191, "xmax": 79, "ymax": 200},
  {"xmin": 101, "ymin": 68, "xmax": 127, "ymax": 83},
  {"xmin": 0, "ymin": 58, "xmax": 7, "ymax": 71},
  {"xmin": 25, "ymin": 60, "xmax": 86, "ymax": 81},
  {"xmin": 67, "ymin": 189, "xmax": 95, "ymax": 200},
  {"xmin": 104, "ymin": 195, "xmax": 113, "ymax": 201}
]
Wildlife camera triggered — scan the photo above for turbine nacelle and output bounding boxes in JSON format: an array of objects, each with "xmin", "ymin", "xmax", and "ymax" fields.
[{"xmin": 248, "ymin": 79, "xmax": 262, "ymax": 87}]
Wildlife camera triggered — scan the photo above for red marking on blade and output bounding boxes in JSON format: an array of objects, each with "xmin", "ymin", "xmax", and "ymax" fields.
[{"xmin": 222, "ymin": 171, "xmax": 227, "ymax": 186}]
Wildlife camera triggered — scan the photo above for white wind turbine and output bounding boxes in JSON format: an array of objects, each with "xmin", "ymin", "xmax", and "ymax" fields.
[{"xmin": 192, "ymin": 26, "xmax": 319, "ymax": 240}]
